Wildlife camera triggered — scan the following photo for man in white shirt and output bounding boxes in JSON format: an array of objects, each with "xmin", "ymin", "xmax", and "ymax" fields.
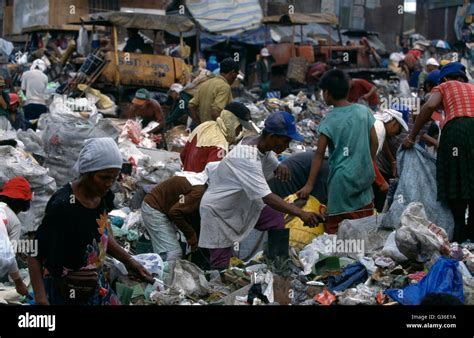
[
  {"xmin": 199, "ymin": 111, "xmax": 323, "ymax": 269},
  {"xmin": 0, "ymin": 176, "xmax": 33, "ymax": 296},
  {"xmin": 21, "ymin": 59, "xmax": 48, "ymax": 128}
]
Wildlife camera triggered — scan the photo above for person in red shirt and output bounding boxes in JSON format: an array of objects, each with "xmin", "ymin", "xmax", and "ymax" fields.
[
  {"xmin": 403, "ymin": 62, "xmax": 474, "ymax": 243},
  {"xmin": 348, "ymin": 78, "xmax": 379, "ymax": 110},
  {"xmin": 180, "ymin": 102, "xmax": 252, "ymax": 172}
]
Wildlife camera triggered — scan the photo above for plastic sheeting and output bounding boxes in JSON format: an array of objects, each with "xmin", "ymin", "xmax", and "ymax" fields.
[
  {"xmin": 0, "ymin": 146, "xmax": 56, "ymax": 233},
  {"xmin": 385, "ymin": 257, "xmax": 464, "ymax": 305},
  {"xmin": 381, "ymin": 144, "xmax": 454, "ymax": 240},
  {"xmin": 38, "ymin": 96, "xmax": 119, "ymax": 187}
]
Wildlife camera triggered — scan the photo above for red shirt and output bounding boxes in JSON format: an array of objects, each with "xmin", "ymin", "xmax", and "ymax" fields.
[
  {"xmin": 348, "ymin": 79, "xmax": 379, "ymax": 106},
  {"xmin": 431, "ymin": 81, "xmax": 474, "ymax": 124},
  {"xmin": 180, "ymin": 136, "xmax": 223, "ymax": 172}
]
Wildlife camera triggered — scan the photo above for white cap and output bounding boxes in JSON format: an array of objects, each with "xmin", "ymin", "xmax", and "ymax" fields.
[
  {"xmin": 376, "ymin": 109, "xmax": 409, "ymax": 132},
  {"xmin": 169, "ymin": 83, "xmax": 183, "ymax": 94},
  {"xmin": 30, "ymin": 59, "xmax": 47, "ymax": 72},
  {"xmin": 426, "ymin": 58, "xmax": 440, "ymax": 67},
  {"xmin": 260, "ymin": 48, "xmax": 270, "ymax": 57}
]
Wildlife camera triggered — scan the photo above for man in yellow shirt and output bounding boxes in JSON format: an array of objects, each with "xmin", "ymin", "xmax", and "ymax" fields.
[{"xmin": 189, "ymin": 58, "xmax": 239, "ymax": 124}]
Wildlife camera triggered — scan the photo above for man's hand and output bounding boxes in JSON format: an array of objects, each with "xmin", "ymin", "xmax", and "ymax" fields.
[
  {"xmin": 187, "ymin": 233, "xmax": 198, "ymax": 252},
  {"xmin": 275, "ymin": 164, "xmax": 290, "ymax": 182},
  {"xmin": 296, "ymin": 184, "xmax": 313, "ymax": 199},
  {"xmin": 14, "ymin": 278, "xmax": 29, "ymax": 297},
  {"xmin": 299, "ymin": 210, "xmax": 323, "ymax": 228}
]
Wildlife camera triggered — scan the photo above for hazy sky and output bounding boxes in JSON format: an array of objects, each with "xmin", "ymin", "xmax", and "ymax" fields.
[{"xmin": 405, "ymin": 0, "xmax": 416, "ymax": 13}]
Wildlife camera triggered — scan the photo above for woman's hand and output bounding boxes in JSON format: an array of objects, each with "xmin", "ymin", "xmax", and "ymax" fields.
[
  {"xmin": 14, "ymin": 278, "xmax": 29, "ymax": 297},
  {"xmin": 124, "ymin": 257, "xmax": 154, "ymax": 284},
  {"xmin": 402, "ymin": 136, "xmax": 415, "ymax": 149}
]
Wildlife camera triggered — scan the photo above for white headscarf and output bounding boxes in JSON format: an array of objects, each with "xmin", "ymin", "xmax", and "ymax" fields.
[{"xmin": 73, "ymin": 138, "xmax": 123, "ymax": 174}]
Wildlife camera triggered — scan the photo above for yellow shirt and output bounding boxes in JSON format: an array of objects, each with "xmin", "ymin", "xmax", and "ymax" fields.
[{"xmin": 189, "ymin": 75, "xmax": 233, "ymax": 123}]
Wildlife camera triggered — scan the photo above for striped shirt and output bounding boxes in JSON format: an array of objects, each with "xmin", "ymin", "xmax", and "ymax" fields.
[{"xmin": 432, "ymin": 81, "xmax": 474, "ymax": 123}]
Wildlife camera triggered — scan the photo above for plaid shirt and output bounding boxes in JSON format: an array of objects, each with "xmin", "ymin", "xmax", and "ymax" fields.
[{"xmin": 432, "ymin": 81, "xmax": 474, "ymax": 123}]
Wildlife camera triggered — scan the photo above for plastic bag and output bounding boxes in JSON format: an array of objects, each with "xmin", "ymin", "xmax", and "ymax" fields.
[
  {"xmin": 381, "ymin": 145, "xmax": 454, "ymax": 239},
  {"xmin": 338, "ymin": 214, "xmax": 390, "ymax": 258},
  {"xmin": 133, "ymin": 253, "xmax": 164, "ymax": 279},
  {"xmin": 284, "ymin": 194, "xmax": 326, "ymax": 250},
  {"xmin": 76, "ymin": 27, "xmax": 90, "ymax": 56},
  {"xmin": 0, "ymin": 146, "xmax": 56, "ymax": 233},
  {"xmin": 382, "ymin": 231, "xmax": 408, "ymax": 263},
  {"xmin": 0, "ymin": 217, "xmax": 15, "ymax": 277},
  {"xmin": 385, "ymin": 257, "xmax": 464, "ymax": 305},
  {"xmin": 170, "ymin": 260, "xmax": 209, "ymax": 297},
  {"xmin": 395, "ymin": 202, "xmax": 450, "ymax": 263},
  {"xmin": 298, "ymin": 233, "xmax": 336, "ymax": 276}
]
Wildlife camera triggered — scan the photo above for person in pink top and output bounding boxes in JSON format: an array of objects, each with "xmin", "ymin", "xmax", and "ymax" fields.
[{"xmin": 403, "ymin": 62, "xmax": 474, "ymax": 243}]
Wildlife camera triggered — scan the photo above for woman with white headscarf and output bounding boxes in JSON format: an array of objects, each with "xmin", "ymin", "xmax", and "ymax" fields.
[{"xmin": 28, "ymin": 138, "xmax": 153, "ymax": 305}]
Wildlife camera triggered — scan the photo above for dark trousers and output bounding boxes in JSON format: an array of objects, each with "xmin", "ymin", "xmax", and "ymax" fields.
[{"xmin": 449, "ymin": 200, "xmax": 474, "ymax": 243}]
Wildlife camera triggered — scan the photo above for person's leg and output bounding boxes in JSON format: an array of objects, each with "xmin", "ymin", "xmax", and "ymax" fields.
[
  {"xmin": 449, "ymin": 199, "xmax": 468, "ymax": 243},
  {"xmin": 209, "ymin": 247, "xmax": 233, "ymax": 269},
  {"xmin": 141, "ymin": 202, "xmax": 182, "ymax": 260},
  {"xmin": 254, "ymin": 205, "xmax": 285, "ymax": 231}
]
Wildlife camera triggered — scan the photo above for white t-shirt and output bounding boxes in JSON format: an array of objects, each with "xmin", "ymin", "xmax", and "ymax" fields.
[
  {"xmin": 198, "ymin": 140, "xmax": 279, "ymax": 249},
  {"xmin": 21, "ymin": 69, "xmax": 48, "ymax": 106},
  {"xmin": 0, "ymin": 202, "xmax": 21, "ymax": 277}
]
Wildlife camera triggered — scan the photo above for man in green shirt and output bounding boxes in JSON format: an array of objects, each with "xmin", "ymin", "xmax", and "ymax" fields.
[
  {"xmin": 297, "ymin": 69, "xmax": 378, "ymax": 234},
  {"xmin": 188, "ymin": 57, "xmax": 239, "ymax": 124}
]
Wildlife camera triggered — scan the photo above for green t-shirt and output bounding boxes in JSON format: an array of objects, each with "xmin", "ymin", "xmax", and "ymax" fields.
[
  {"xmin": 0, "ymin": 90, "xmax": 10, "ymax": 117},
  {"xmin": 318, "ymin": 103, "xmax": 375, "ymax": 214}
]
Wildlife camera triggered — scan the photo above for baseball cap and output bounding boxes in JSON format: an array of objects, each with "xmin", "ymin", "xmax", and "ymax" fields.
[
  {"xmin": 426, "ymin": 58, "xmax": 440, "ymax": 67},
  {"xmin": 9, "ymin": 93, "xmax": 19, "ymax": 105},
  {"xmin": 168, "ymin": 83, "xmax": 183, "ymax": 94},
  {"xmin": 263, "ymin": 111, "xmax": 304, "ymax": 142},
  {"xmin": 261, "ymin": 48, "xmax": 270, "ymax": 57},
  {"xmin": 0, "ymin": 177, "xmax": 33, "ymax": 201},
  {"xmin": 426, "ymin": 70, "xmax": 441, "ymax": 85},
  {"xmin": 132, "ymin": 88, "xmax": 150, "ymax": 105},
  {"xmin": 439, "ymin": 61, "xmax": 467, "ymax": 81}
]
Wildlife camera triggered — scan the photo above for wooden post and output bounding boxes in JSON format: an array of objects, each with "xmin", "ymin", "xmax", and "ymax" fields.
[
  {"xmin": 195, "ymin": 22, "xmax": 200, "ymax": 67},
  {"xmin": 300, "ymin": 24, "xmax": 303, "ymax": 44},
  {"xmin": 113, "ymin": 25, "xmax": 120, "ymax": 87}
]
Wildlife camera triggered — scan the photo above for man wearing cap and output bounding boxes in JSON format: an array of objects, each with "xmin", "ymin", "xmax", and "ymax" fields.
[
  {"xmin": 21, "ymin": 59, "xmax": 48, "ymax": 129},
  {"xmin": 198, "ymin": 111, "xmax": 322, "ymax": 269},
  {"xmin": 403, "ymin": 62, "xmax": 474, "ymax": 243},
  {"xmin": 7, "ymin": 93, "xmax": 26, "ymax": 130},
  {"xmin": 165, "ymin": 83, "xmax": 188, "ymax": 128},
  {"xmin": 256, "ymin": 48, "xmax": 274, "ymax": 99},
  {"xmin": 180, "ymin": 102, "xmax": 253, "ymax": 172},
  {"xmin": 125, "ymin": 88, "xmax": 165, "ymax": 132},
  {"xmin": 0, "ymin": 177, "xmax": 32, "ymax": 296},
  {"xmin": 418, "ymin": 58, "xmax": 440, "ymax": 94},
  {"xmin": 188, "ymin": 57, "xmax": 239, "ymax": 124}
]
